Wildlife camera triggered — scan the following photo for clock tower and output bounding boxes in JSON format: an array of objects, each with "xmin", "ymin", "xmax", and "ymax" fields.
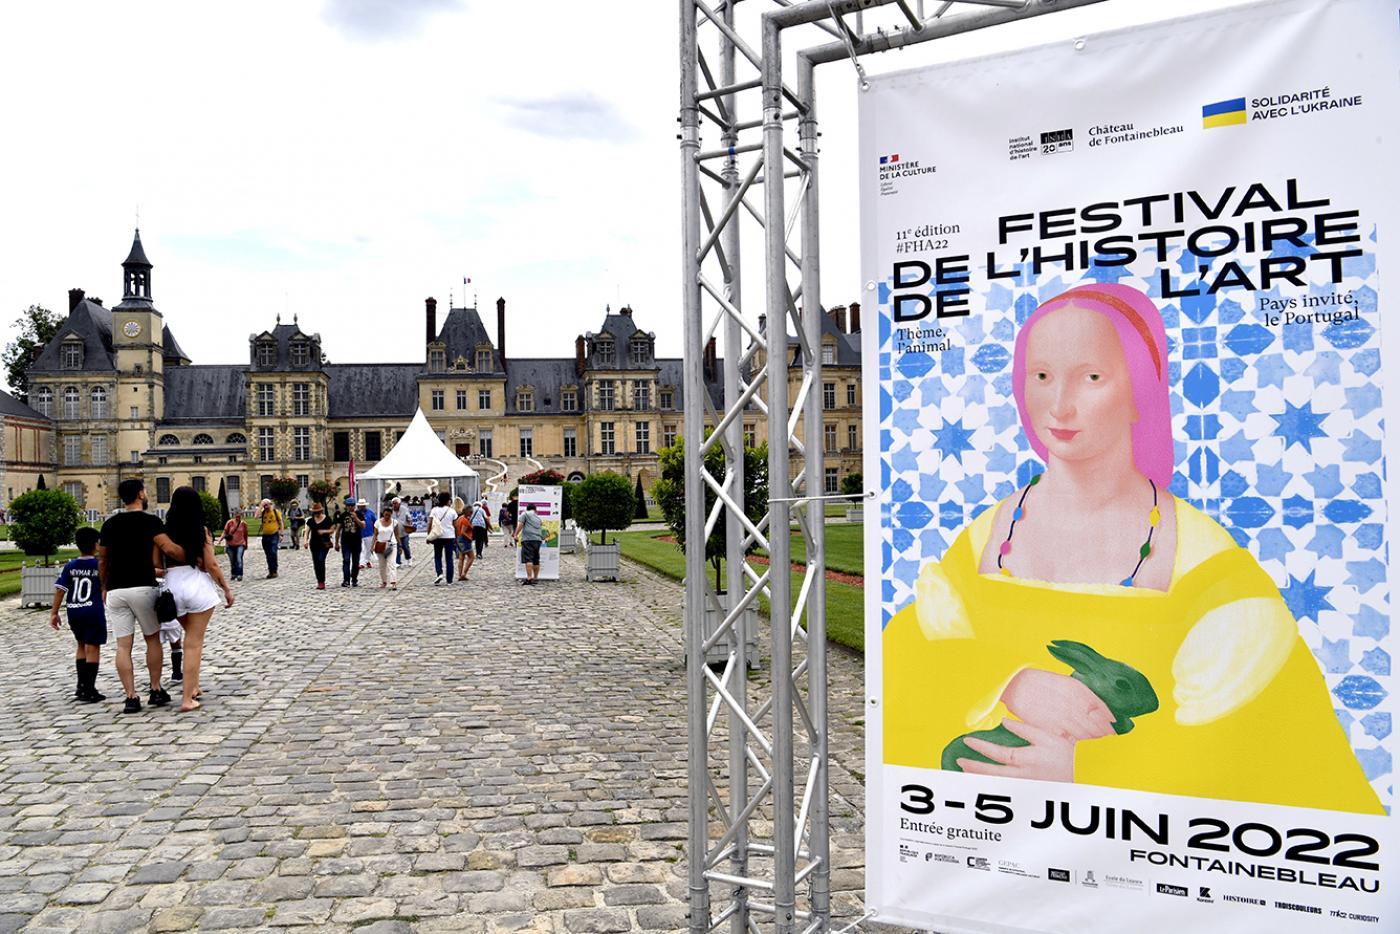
[{"xmin": 112, "ymin": 229, "xmax": 166, "ymax": 467}]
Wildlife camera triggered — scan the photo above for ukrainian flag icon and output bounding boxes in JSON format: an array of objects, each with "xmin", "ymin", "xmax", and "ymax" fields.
[{"xmin": 1202, "ymin": 97, "xmax": 1247, "ymax": 129}]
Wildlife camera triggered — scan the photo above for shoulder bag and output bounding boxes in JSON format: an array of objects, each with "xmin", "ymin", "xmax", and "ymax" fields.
[{"xmin": 154, "ymin": 582, "xmax": 178, "ymax": 623}]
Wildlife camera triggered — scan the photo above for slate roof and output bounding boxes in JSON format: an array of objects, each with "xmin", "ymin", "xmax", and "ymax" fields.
[
  {"xmin": 0, "ymin": 389, "xmax": 49, "ymax": 422},
  {"xmin": 250, "ymin": 322, "xmax": 321, "ymax": 371},
  {"xmin": 162, "ymin": 324, "xmax": 189, "ymax": 364},
  {"xmin": 785, "ymin": 312, "xmax": 861, "ymax": 367},
  {"xmin": 163, "ymin": 366, "xmax": 247, "ymax": 421},
  {"xmin": 657, "ymin": 357, "xmax": 724, "ymax": 410},
  {"xmin": 503, "ymin": 359, "xmax": 580, "ymax": 415},
  {"xmin": 592, "ymin": 310, "xmax": 641, "ymax": 344},
  {"xmin": 29, "ymin": 300, "xmax": 116, "ymax": 373},
  {"xmin": 435, "ymin": 307, "xmax": 500, "ymax": 372},
  {"xmin": 123, "ymin": 230, "xmax": 151, "ymax": 267},
  {"xmin": 326, "ymin": 364, "xmax": 420, "ymax": 418}
]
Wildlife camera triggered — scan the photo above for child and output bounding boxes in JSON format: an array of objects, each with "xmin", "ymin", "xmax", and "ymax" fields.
[
  {"xmin": 49, "ymin": 527, "xmax": 107, "ymax": 702},
  {"xmin": 161, "ymin": 621, "xmax": 184, "ymax": 682}
]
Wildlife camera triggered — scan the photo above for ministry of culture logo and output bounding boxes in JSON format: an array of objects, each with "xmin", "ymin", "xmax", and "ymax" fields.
[
  {"xmin": 879, "ymin": 153, "xmax": 901, "ymax": 165},
  {"xmin": 1202, "ymin": 97, "xmax": 1246, "ymax": 128},
  {"xmin": 1040, "ymin": 129, "xmax": 1073, "ymax": 154}
]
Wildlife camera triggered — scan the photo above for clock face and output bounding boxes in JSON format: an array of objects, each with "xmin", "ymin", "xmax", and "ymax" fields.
[{"xmin": 122, "ymin": 320, "xmax": 141, "ymax": 338}]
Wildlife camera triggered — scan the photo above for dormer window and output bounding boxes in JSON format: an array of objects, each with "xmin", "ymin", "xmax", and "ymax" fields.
[
  {"xmin": 476, "ymin": 348, "xmax": 493, "ymax": 371},
  {"xmin": 516, "ymin": 389, "xmax": 535, "ymax": 412},
  {"xmin": 60, "ymin": 339, "xmax": 84, "ymax": 370},
  {"xmin": 290, "ymin": 341, "xmax": 311, "ymax": 367},
  {"xmin": 821, "ymin": 343, "xmax": 836, "ymax": 365},
  {"xmin": 630, "ymin": 337, "xmax": 648, "ymax": 367},
  {"xmin": 429, "ymin": 347, "xmax": 446, "ymax": 372},
  {"xmin": 256, "ymin": 341, "xmax": 276, "ymax": 367},
  {"xmin": 596, "ymin": 339, "xmax": 614, "ymax": 366}
]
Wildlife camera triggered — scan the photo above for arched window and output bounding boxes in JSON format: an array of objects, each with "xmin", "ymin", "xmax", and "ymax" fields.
[
  {"xmin": 158, "ymin": 434, "xmax": 180, "ymax": 446},
  {"xmin": 192, "ymin": 433, "xmax": 214, "ymax": 445},
  {"xmin": 33, "ymin": 387, "xmax": 52, "ymax": 417},
  {"xmin": 90, "ymin": 386, "xmax": 108, "ymax": 419},
  {"xmin": 63, "ymin": 386, "xmax": 80, "ymax": 419},
  {"xmin": 226, "ymin": 432, "xmax": 247, "ymax": 445}
]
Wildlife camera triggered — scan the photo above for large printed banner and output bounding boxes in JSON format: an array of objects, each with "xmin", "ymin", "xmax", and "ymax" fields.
[
  {"xmin": 514, "ymin": 484, "xmax": 563, "ymax": 580},
  {"xmin": 859, "ymin": 1, "xmax": 1399, "ymax": 931}
]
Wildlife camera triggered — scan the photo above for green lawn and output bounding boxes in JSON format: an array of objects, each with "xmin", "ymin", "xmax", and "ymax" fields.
[
  {"xmin": 0, "ymin": 549, "xmax": 80, "ymax": 599},
  {"xmin": 610, "ymin": 529, "xmax": 866, "ymax": 652}
]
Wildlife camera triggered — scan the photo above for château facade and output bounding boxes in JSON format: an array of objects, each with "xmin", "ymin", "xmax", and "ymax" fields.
[{"xmin": 17, "ymin": 232, "xmax": 864, "ymax": 513}]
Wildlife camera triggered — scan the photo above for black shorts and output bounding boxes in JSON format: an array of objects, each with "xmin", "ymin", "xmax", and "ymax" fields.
[
  {"xmin": 520, "ymin": 540, "xmax": 541, "ymax": 565},
  {"xmin": 68, "ymin": 616, "xmax": 108, "ymax": 646}
]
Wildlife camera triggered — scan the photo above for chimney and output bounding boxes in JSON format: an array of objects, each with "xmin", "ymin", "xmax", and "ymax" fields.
[
  {"xmin": 849, "ymin": 302, "xmax": 861, "ymax": 334},
  {"xmin": 68, "ymin": 288, "xmax": 85, "ymax": 312},
  {"xmin": 496, "ymin": 297, "xmax": 507, "ymax": 373},
  {"xmin": 704, "ymin": 337, "xmax": 717, "ymax": 381},
  {"xmin": 425, "ymin": 297, "xmax": 437, "ymax": 347},
  {"xmin": 575, "ymin": 336, "xmax": 587, "ymax": 377},
  {"xmin": 829, "ymin": 305, "xmax": 847, "ymax": 333}
]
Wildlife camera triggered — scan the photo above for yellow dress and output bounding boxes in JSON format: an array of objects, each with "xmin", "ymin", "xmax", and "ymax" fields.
[{"xmin": 883, "ymin": 500, "xmax": 1384, "ymax": 815}]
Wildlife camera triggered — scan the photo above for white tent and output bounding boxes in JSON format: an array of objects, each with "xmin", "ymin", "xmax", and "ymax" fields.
[{"xmin": 359, "ymin": 408, "xmax": 480, "ymax": 506}]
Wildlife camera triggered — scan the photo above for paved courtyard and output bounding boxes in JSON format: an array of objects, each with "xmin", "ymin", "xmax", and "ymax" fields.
[{"xmin": 0, "ymin": 541, "xmax": 875, "ymax": 933}]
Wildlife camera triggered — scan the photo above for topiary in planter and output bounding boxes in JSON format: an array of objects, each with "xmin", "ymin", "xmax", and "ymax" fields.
[
  {"xmin": 9, "ymin": 489, "xmax": 81, "ymax": 565},
  {"xmin": 572, "ymin": 472, "xmax": 635, "ymax": 545}
]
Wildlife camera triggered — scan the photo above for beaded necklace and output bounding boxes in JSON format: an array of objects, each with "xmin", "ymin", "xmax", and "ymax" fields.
[{"xmin": 996, "ymin": 475, "xmax": 1161, "ymax": 587}]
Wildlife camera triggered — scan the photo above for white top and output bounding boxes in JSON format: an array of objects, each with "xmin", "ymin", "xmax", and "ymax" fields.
[
  {"xmin": 374, "ymin": 520, "xmax": 397, "ymax": 544},
  {"xmin": 430, "ymin": 505, "xmax": 457, "ymax": 538}
]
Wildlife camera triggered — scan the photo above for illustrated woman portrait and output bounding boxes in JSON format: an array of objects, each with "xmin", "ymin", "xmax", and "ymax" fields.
[{"xmin": 882, "ymin": 282, "xmax": 1383, "ymax": 815}]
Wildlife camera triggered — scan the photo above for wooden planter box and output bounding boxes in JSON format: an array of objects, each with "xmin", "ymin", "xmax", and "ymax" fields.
[
  {"xmin": 684, "ymin": 589, "xmax": 761, "ymax": 669},
  {"xmin": 846, "ymin": 507, "xmax": 864, "ymax": 523},
  {"xmin": 585, "ymin": 540, "xmax": 621, "ymax": 581},
  {"xmin": 20, "ymin": 563, "xmax": 56, "ymax": 608}
]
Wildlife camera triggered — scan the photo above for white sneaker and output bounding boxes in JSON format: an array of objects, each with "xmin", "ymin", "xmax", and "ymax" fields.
[{"xmin": 434, "ymin": 574, "xmax": 444, "ymax": 585}]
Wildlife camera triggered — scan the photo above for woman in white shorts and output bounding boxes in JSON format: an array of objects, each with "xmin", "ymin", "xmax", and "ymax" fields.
[{"xmin": 162, "ymin": 486, "xmax": 235, "ymax": 712}]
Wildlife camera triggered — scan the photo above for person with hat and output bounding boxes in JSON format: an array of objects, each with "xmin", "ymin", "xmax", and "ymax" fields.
[
  {"xmin": 305, "ymin": 500, "xmax": 336, "ymax": 590},
  {"xmin": 334, "ymin": 496, "xmax": 364, "ymax": 587},
  {"xmin": 257, "ymin": 499, "xmax": 283, "ymax": 579}
]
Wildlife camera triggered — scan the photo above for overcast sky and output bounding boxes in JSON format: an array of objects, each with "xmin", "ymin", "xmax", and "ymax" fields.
[{"xmin": 0, "ymin": 0, "xmax": 1248, "ymax": 371}]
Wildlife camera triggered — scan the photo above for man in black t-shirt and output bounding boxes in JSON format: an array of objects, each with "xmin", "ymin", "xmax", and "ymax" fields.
[
  {"xmin": 334, "ymin": 497, "xmax": 364, "ymax": 587},
  {"xmin": 100, "ymin": 478, "xmax": 173, "ymax": 714}
]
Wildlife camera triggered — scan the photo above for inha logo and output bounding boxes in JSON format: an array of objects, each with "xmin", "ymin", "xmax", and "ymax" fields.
[
  {"xmin": 879, "ymin": 153, "xmax": 901, "ymax": 165},
  {"xmin": 1202, "ymin": 97, "xmax": 1247, "ymax": 128}
]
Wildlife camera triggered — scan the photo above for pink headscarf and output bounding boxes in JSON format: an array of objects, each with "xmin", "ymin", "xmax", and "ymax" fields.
[{"xmin": 1010, "ymin": 282, "xmax": 1174, "ymax": 488}]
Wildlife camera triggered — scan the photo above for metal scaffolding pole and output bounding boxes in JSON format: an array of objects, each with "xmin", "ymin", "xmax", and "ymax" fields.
[{"xmin": 680, "ymin": 2, "xmax": 1109, "ymax": 931}]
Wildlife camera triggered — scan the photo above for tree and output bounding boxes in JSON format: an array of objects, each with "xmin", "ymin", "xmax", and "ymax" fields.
[
  {"xmin": 571, "ymin": 472, "xmax": 635, "ymax": 545},
  {"xmin": 651, "ymin": 434, "xmax": 769, "ymax": 591},
  {"xmin": 633, "ymin": 475, "xmax": 648, "ymax": 520},
  {"xmin": 840, "ymin": 472, "xmax": 863, "ymax": 497},
  {"xmin": 9, "ymin": 488, "xmax": 81, "ymax": 565},
  {"xmin": 307, "ymin": 478, "xmax": 340, "ymax": 505},
  {"xmin": 216, "ymin": 478, "xmax": 231, "ymax": 527},
  {"xmin": 35, "ymin": 474, "xmax": 46, "ymax": 491},
  {"xmin": 267, "ymin": 475, "xmax": 300, "ymax": 507},
  {"xmin": 198, "ymin": 491, "xmax": 223, "ymax": 536},
  {"xmin": 2, "ymin": 304, "xmax": 61, "ymax": 403},
  {"xmin": 516, "ymin": 467, "xmax": 572, "ymax": 521}
]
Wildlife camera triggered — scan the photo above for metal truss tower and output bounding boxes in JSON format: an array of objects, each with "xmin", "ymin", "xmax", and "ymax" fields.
[{"xmin": 680, "ymin": 1, "xmax": 1107, "ymax": 932}]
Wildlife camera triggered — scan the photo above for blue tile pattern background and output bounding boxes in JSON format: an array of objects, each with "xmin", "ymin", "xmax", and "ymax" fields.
[{"xmin": 876, "ymin": 243, "xmax": 1391, "ymax": 808}]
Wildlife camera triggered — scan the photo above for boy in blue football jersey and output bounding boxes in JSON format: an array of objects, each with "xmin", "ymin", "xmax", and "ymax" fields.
[{"xmin": 50, "ymin": 527, "xmax": 107, "ymax": 702}]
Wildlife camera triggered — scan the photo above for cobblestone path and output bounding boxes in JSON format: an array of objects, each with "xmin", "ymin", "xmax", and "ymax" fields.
[{"xmin": 0, "ymin": 542, "xmax": 877, "ymax": 933}]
